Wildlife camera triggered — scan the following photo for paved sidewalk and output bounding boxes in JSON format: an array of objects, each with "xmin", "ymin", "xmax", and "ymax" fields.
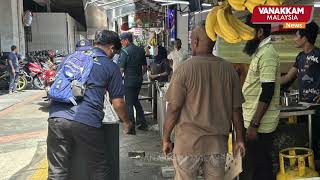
[
  {"xmin": 0, "ymin": 90, "xmax": 45, "ymax": 112},
  {"xmin": 9, "ymin": 123, "xmax": 173, "ymax": 180}
]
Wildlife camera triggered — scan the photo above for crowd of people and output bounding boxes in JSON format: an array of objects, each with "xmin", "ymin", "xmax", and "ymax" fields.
[{"xmin": 43, "ymin": 18, "xmax": 320, "ymax": 180}]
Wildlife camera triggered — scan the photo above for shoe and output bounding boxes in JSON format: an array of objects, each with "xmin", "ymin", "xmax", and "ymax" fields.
[
  {"xmin": 127, "ymin": 128, "xmax": 136, "ymax": 135},
  {"xmin": 137, "ymin": 124, "xmax": 148, "ymax": 131},
  {"xmin": 13, "ymin": 91, "xmax": 18, "ymax": 93},
  {"xmin": 8, "ymin": 91, "xmax": 13, "ymax": 95}
]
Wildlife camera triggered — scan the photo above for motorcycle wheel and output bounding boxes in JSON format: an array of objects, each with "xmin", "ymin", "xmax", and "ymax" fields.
[
  {"xmin": 17, "ymin": 75, "xmax": 28, "ymax": 91},
  {"xmin": 33, "ymin": 76, "xmax": 45, "ymax": 90}
]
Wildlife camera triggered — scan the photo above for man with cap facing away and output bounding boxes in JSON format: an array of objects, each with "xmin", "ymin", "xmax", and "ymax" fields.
[
  {"xmin": 75, "ymin": 39, "xmax": 92, "ymax": 51},
  {"xmin": 119, "ymin": 32, "xmax": 148, "ymax": 134},
  {"xmin": 47, "ymin": 30, "xmax": 131, "ymax": 179}
]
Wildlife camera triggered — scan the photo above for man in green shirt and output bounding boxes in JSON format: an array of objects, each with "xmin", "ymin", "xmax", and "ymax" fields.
[{"xmin": 240, "ymin": 22, "xmax": 280, "ymax": 180}]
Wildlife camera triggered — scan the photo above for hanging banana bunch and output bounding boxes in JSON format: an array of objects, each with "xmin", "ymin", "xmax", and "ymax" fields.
[
  {"xmin": 228, "ymin": 0, "xmax": 284, "ymax": 13},
  {"xmin": 205, "ymin": 3, "xmax": 256, "ymax": 43}
]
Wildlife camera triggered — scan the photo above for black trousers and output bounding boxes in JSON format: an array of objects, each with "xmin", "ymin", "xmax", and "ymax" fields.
[
  {"xmin": 47, "ymin": 118, "xmax": 112, "ymax": 180},
  {"xmin": 124, "ymin": 86, "xmax": 146, "ymax": 126},
  {"xmin": 239, "ymin": 130, "xmax": 275, "ymax": 180}
]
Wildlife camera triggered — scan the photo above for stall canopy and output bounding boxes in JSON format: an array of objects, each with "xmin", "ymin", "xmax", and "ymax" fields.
[{"xmin": 84, "ymin": 0, "xmax": 161, "ymax": 19}]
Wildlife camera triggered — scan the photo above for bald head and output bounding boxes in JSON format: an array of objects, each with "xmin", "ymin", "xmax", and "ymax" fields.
[{"xmin": 191, "ymin": 25, "xmax": 215, "ymax": 56}]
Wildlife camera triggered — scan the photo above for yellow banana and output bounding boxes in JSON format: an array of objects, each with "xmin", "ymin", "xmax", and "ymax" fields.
[
  {"xmin": 266, "ymin": 0, "xmax": 283, "ymax": 5},
  {"xmin": 227, "ymin": 13, "xmax": 256, "ymax": 40},
  {"xmin": 214, "ymin": 18, "xmax": 241, "ymax": 44},
  {"xmin": 216, "ymin": 7, "xmax": 240, "ymax": 42},
  {"xmin": 205, "ymin": 6, "xmax": 223, "ymax": 41},
  {"xmin": 245, "ymin": 0, "xmax": 266, "ymax": 13},
  {"xmin": 228, "ymin": 0, "xmax": 246, "ymax": 11}
]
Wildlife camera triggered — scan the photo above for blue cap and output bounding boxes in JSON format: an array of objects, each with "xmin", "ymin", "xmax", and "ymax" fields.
[
  {"xmin": 76, "ymin": 39, "xmax": 92, "ymax": 51},
  {"xmin": 119, "ymin": 32, "xmax": 132, "ymax": 40}
]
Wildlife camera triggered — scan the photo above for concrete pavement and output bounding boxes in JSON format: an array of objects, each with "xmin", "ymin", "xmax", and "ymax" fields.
[{"xmin": 0, "ymin": 90, "xmax": 174, "ymax": 180}]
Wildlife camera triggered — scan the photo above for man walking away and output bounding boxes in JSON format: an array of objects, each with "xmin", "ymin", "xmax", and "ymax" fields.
[
  {"xmin": 119, "ymin": 32, "xmax": 148, "ymax": 134},
  {"xmin": 167, "ymin": 39, "xmax": 187, "ymax": 72},
  {"xmin": 162, "ymin": 25, "xmax": 245, "ymax": 180},
  {"xmin": 240, "ymin": 21, "xmax": 280, "ymax": 180},
  {"xmin": 47, "ymin": 30, "xmax": 131, "ymax": 180},
  {"xmin": 8, "ymin": 45, "xmax": 20, "ymax": 94}
]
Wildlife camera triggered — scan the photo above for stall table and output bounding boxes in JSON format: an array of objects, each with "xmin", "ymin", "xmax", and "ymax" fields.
[{"xmin": 280, "ymin": 104, "xmax": 319, "ymax": 148}]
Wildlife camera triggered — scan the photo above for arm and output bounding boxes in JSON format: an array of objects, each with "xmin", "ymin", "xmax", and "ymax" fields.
[
  {"xmin": 232, "ymin": 108, "xmax": 245, "ymax": 156},
  {"xmin": 108, "ymin": 66, "xmax": 132, "ymax": 133},
  {"xmin": 280, "ymin": 67, "xmax": 298, "ymax": 85},
  {"xmin": 111, "ymin": 98, "xmax": 131, "ymax": 133},
  {"xmin": 8, "ymin": 59, "xmax": 14, "ymax": 72},
  {"xmin": 142, "ymin": 50, "xmax": 147, "ymax": 75},
  {"xmin": 149, "ymin": 60, "xmax": 170, "ymax": 80},
  {"xmin": 162, "ymin": 102, "xmax": 181, "ymax": 156},
  {"xmin": 163, "ymin": 102, "xmax": 181, "ymax": 142},
  {"xmin": 162, "ymin": 69, "xmax": 186, "ymax": 156},
  {"xmin": 119, "ymin": 50, "xmax": 128, "ymax": 74},
  {"xmin": 247, "ymin": 82, "xmax": 275, "ymax": 140}
]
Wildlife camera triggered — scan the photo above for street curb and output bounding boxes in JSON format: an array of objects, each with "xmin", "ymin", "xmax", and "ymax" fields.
[{"xmin": 0, "ymin": 91, "xmax": 46, "ymax": 117}]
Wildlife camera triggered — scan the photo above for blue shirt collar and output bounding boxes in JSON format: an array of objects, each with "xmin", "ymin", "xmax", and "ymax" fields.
[{"xmin": 92, "ymin": 47, "xmax": 108, "ymax": 56}]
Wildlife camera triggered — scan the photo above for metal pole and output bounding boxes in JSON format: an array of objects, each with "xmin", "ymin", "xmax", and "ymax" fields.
[{"xmin": 308, "ymin": 114, "xmax": 312, "ymax": 148}]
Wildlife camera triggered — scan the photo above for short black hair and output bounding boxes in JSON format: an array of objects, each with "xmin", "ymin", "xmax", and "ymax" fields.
[
  {"xmin": 127, "ymin": 34, "xmax": 133, "ymax": 43},
  {"xmin": 246, "ymin": 15, "xmax": 271, "ymax": 37},
  {"xmin": 297, "ymin": 21, "xmax": 319, "ymax": 45},
  {"xmin": 11, "ymin": 45, "xmax": 17, "ymax": 51},
  {"xmin": 94, "ymin": 30, "xmax": 122, "ymax": 50},
  {"xmin": 176, "ymin": 38, "xmax": 181, "ymax": 42}
]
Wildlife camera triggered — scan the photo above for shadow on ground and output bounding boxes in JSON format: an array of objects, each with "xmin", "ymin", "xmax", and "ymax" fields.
[{"xmin": 37, "ymin": 102, "xmax": 49, "ymax": 112}]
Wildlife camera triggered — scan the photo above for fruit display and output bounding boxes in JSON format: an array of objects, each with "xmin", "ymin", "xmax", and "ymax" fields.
[
  {"xmin": 205, "ymin": 3, "xmax": 255, "ymax": 43},
  {"xmin": 205, "ymin": 0, "xmax": 284, "ymax": 43},
  {"xmin": 228, "ymin": 0, "xmax": 284, "ymax": 13}
]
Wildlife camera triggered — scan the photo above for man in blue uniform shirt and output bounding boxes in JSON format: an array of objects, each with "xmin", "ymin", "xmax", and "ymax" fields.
[
  {"xmin": 119, "ymin": 32, "xmax": 148, "ymax": 133},
  {"xmin": 47, "ymin": 30, "xmax": 132, "ymax": 179},
  {"xmin": 7, "ymin": 45, "xmax": 20, "ymax": 94}
]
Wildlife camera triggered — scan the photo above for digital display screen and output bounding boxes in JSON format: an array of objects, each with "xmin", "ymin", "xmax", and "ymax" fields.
[{"xmin": 167, "ymin": 9, "xmax": 177, "ymax": 42}]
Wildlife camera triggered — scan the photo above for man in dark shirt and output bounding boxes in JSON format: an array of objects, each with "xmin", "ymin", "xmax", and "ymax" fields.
[
  {"xmin": 281, "ymin": 21, "xmax": 320, "ymax": 103},
  {"xmin": 119, "ymin": 32, "xmax": 148, "ymax": 133},
  {"xmin": 47, "ymin": 30, "xmax": 131, "ymax": 179},
  {"xmin": 149, "ymin": 45, "xmax": 171, "ymax": 82},
  {"xmin": 7, "ymin": 45, "xmax": 20, "ymax": 94},
  {"xmin": 281, "ymin": 21, "xmax": 320, "ymax": 166}
]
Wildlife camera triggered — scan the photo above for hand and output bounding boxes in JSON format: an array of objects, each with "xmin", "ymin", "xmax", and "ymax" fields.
[
  {"xmin": 149, "ymin": 74, "xmax": 156, "ymax": 80},
  {"xmin": 246, "ymin": 126, "xmax": 258, "ymax": 141},
  {"xmin": 122, "ymin": 121, "xmax": 132, "ymax": 134},
  {"xmin": 233, "ymin": 140, "xmax": 246, "ymax": 157},
  {"xmin": 12, "ymin": 69, "xmax": 15, "ymax": 74},
  {"xmin": 162, "ymin": 140, "xmax": 173, "ymax": 158},
  {"xmin": 313, "ymin": 95, "xmax": 320, "ymax": 104}
]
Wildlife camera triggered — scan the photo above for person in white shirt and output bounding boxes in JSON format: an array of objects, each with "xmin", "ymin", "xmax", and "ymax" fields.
[{"xmin": 167, "ymin": 39, "xmax": 187, "ymax": 71}]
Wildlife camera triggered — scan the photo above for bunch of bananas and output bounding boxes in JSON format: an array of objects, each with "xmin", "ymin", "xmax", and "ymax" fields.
[
  {"xmin": 205, "ymin": 4, "xmax": 255, "ymax": 43},
  {"xmin": 228, "ymin": 0, "xmax": 284, "ymax": 13},
  {"xmin": 148, "ymin": 38, "xmax": 157, "ymax": 47}
]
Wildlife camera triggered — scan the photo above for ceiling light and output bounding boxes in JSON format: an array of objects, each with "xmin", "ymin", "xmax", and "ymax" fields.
[
  {"xmin": 97, "ymin": 0, "xmax": 124, "ymax": 7},
  {"xmin": 153, "ymin": 0, "xmax": 189, "ymax": 5},
  {"xmin": 315, "ymin": 2, "xmax": 320, "ymax": 7},
  {"xmin": 202, "ymin": 3, "xmax": 212, "ymax": 7},
  {"xmin": 181, "ymin": 8, "xmax": 211, "ymax": 16},
  {"xmin": 161, "ymin": 2, "xmax": 178, "ymax": 6}
]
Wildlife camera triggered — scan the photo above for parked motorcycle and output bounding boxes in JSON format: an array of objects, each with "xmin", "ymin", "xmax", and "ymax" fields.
[
  {"xmin": 0, "ymin": 62, "xmax": 28, "ymax": 91},
  {"xmin": 23, "ymin": 58, "xmax": 56, "ymax": 90}
]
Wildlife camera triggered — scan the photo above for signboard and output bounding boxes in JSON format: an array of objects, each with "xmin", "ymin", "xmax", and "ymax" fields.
[{"xmin": 252, "ymin": 5, "xmax": 314, "ymax": 29}]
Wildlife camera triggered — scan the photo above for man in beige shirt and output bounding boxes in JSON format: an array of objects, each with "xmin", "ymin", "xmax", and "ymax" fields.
[
  {"xmin": 162, "ymin": 25, "xmax": 246, "ymax": 180},
  {"xmin": 167, "ymin": 39, "xmax": 187, "ymax": 71}
]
